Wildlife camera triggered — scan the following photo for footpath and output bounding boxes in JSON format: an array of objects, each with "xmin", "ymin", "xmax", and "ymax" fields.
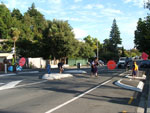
[{"xmin": 114, "ymin": 69, "xmax": 149, "ymax": 113}]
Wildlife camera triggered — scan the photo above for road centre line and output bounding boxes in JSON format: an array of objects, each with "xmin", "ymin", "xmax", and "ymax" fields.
[{"xmin": 45, "ymin": 79, "xmax": 112, "ymax": 113}]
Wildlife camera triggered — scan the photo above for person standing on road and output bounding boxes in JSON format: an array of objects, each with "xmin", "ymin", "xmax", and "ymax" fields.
[
  {"xmin": 58, "ymin": 59, "xmax": 64, "ymax": 74},
  {"xmin": 125, "ymin": 57, "xmax": 130, "ymax": 71},
  {"xmin": 91, "ymin": 57, "xmax": 99, "ymax": 77},
  {"xmin": 12, "ymin": 54, "xmax": 16, "ymax": 72},
  {"xmin": 132, "ymin": 61, "xmax": 138, "ymax": 78}
]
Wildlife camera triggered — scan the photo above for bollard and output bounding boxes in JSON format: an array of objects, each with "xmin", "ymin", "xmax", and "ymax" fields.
[{"xmin": 4, "ymin": 64, "xmax": 7, "ymax": 74}]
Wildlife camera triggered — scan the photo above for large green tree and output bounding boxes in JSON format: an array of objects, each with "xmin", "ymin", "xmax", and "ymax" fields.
[
  {"xmin": 134, "ymin": 17, "xmax": 150, "ymax": 53},
  {"xmin": 84, "ymin": 35, "xmax": 101, "ymax": 57},
  {"xmin": 11, "ymin": 8, "xmax": 23, "ymax": 20},
  {"xmin": 0, "ymin": 3, "xmax": 12, "ymax": 39},
  {"xmin": 109, "ymin": 19, "xmax": 122, "ymax": 49},
  {"xmin": 101, "ymin": 19, "xmax": 122, "ymax": 61},
  {"xmin": 42, "ymin": 19, "xmax": 76, "ymax": 59}
]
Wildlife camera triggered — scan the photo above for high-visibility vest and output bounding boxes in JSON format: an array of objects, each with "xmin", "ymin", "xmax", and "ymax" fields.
[
  {"xmin": 134, "ymin": 63, "xmax": 138, "ymax": 71},
  {"xmin": 12, "ymin": 57, "xmax": 15, "ymax": 65}
]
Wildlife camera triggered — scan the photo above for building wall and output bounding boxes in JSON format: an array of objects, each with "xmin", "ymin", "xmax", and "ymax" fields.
[
  {"xmin": 68, "ymin": 58, "xmax": 88, "ymax": 66},
  {"xmin": 28, "ymin": 58, "xmax": 46, "ymax": 68}
]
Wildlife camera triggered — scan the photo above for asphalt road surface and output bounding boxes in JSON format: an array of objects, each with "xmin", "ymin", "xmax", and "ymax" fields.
[{"xmin": 0, "ymin": 66, "xmax": 141, "ymax": 113}]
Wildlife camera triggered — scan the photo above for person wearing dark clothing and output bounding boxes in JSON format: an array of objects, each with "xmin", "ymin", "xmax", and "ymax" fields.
[
  {"xmin": 58, "ymin": 60, "xmax": 64, "ymax": 74},
  {"xmin": 125, "ymin": 57, "xmax": 130, "ymax": 70},
  {"xmin": 91, "ymin": 57, "xmax": 99, "ymax": 77}
]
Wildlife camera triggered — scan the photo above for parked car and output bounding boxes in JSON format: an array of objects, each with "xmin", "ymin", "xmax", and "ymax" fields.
[
  {"xmin": 99, "ymin": 60, "xmax": 104, "ymax": 66},
  {"xmin": 117, "ymin": 57, "xmax": 126, "ymax": 68},
  {"xmin": 139, "ymin": 60, "xmax": 150, "ymax": 68}
]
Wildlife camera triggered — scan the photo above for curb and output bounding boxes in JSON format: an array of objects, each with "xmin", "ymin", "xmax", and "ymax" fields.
[
  {"xmin": 17, "ymin": 71, "xmax": 39, "ymax": 74},
  {"xmin": 125, "ymin": 74, "xmax": 146, "ymax": 80},
  {"xmin": 0, "ymin": 73, "xmax": 16, "ymax": 77},
  {"xmin": 115, "ymin": 79, "xmax": 144, "ymax": 92},
  {"xmin": 42, "ymin": 73, "xmax": 73, "ymax": 80},
  {"xmin": 0, "ymin": 71, "xmax": 39, "ymax": 77},
  {"xmin": 146, "ymin": 73, "xmax": 150, "ymax": 113}
]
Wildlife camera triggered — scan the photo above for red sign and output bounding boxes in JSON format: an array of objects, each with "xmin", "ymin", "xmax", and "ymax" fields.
[
  {"xmin": 142, "ymin": 52, "xmax": 149, "ymax": 60},
  {"xmin": 19, "ymin": 57, "xmax": 26, "ymax": 67},
  {"xmin": 107, "ymin": 60, "xmax": 116, "ymax": 70}
]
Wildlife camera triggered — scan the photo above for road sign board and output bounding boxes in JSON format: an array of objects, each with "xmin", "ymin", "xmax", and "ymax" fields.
[
  {"xmin": 107, "ymin": 60, "xmax": 116, "ymax": 70},
  {"xmin": 142, "ymin": 52, "xmax": 149, "ymax": 60},
  {"xmin": 19, "ymin": 57, "xmax": 26, "ymax": 67}
]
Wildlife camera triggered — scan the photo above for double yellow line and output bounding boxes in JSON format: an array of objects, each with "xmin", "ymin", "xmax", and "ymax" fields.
[
  {"xmin": 122, "ymin": 97, "xmax": 134, "ymax": 113},
  {"xmin": 128, "ymin": 96, "xmax": 134, "ymax": 104}
]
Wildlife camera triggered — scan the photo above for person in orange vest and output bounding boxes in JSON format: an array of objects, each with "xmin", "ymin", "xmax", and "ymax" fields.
[{"xmin": 132, "ymin": 61, "xmax": 138, "ymax": 77}]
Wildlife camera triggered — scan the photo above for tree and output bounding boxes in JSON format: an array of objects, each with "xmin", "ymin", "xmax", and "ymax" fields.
[
  {"xmin": 100, "ymin": 19, "xmax": 122, "ymax": 61},
  {"xmin": 74, "ymin": 41, "xmax": 95, "ymax": 58},
  {"xmin": 134, "ymin": 17, "xmax": 150, "ymax": 53},
  {"xmin": 11, "ymin": 27, "xmax": 20, "ymax": 58},
  {"xmin": 0, "ymin": 3, "xmax": 12, "ymax": 39},
  {"xmin": 121, "ymin": 47, "xmax": 125, "ymax": 57},
  {"xmin": 42, "ymin": 19, "xmax": 76, "ymax": 59},
  {"xmin": 145, "ymin": 0, "xmax": 150, "ymax": 10},
  {"xmin": 84, "ymin": 35, "xmax": 101, "ymax": 57},
  {"xmin": 11, "ymin": 8, "xmax": 23, "ymax": 20},
  {"xmin": 109, "ymin": 19, "xmax": 122, "ymax": 49}
]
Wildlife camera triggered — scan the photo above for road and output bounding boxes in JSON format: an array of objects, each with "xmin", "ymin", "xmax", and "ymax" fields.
[{"xmin": 0, "ymin": 67, "xmax": 141, "ymax": 113}]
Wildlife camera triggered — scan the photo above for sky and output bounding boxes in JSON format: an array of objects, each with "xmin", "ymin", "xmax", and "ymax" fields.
[{"xmin": 1, "ymin": 0, "xmax": 149, "ymax": 49}]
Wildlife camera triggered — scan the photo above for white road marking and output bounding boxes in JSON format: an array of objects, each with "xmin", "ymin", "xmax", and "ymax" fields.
[
  {"xmin": 45, "ymin": 79, "xmax": 111, "ymax": 113},
  {"xmin": 15, "ymin": 80, "xmax": 48, "ymax": 88},
  {"xmin": 0, "ymin": 80, "xmax": 22, "ymax": 90}
]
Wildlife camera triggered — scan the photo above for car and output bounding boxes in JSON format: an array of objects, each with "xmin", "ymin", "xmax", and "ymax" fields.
[
  {"xmin": 139, "ymin": 60, "xmax": 150, "ymax": 68},
  {"xmin": 99, "ymin": 60, "xmax": 104, "ymax": 66},
  {"xmin": 117, "ymin": 57, "xmax": 126, "ymax": 68}
]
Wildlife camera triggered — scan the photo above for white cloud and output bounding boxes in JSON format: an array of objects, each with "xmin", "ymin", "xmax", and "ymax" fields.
[
  {"xmin": 95, "ymin": 4, "xmax": 104, "ymax": 9},
  {"xmin": 36, "ymin": 0, "xmax": 46, "ymax": 3},
  {"xmin": 48, "ymin": 0, "xmax": 61, "ymax": 4},
  {"xmin": 73, "ymin": 28, "xmax": 88, "ymax": 39},
  {"xmin": 124, "ymin": 0, "xmax": 132, "ymax": 3},
  {"xmin": 103, "ymin": 8, "xmax": 122, "ymax": 14},
  {"xmin": 123, "ymin": 0, "xmax": 146, "ymax": 7},
  {"xmin": 74, "ymin": 0, "xmax": 82, "ymax": 3},
  {"xmin": 37, "ymin": 7, "xmax": 57, "ymax": 14},
  {"xmin": 84, "ymin": 4, "xmax": 104, "ymax": 9},
  {"xmin": 59, "ymin": 17, "xmax": 83, "ymax": 22},
  {"xmin": 5, "ymin": 0, "xmax": 28, "ymax": 12},
  {"xmin": 85, "ymin": 4, "xmax": 93, "ymax": 9},
  {"xmin": 70, "ymin": 5, "xmax": 80, "ymax": 10}
]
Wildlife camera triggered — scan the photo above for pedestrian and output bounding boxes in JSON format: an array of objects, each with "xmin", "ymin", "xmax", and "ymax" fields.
[
  {"xmin": 132, "ymin": 61, "xmax": 138, "ymax": 78},
  {"xmin": 47, "ymin": 63, "xmax": 51, "ymax": 74},
  {"xmin": 91, "ymin": 57, "xmax": 99, "ymax": 77},
  {"xmin": 125, "ymin": 57, "xmax": 130, "ymax": 71},
  {"xmin": 58, "ymin": 59, "xmax": 64, "ymax": 74},
  {"xmin": 12, "ymin": 54, "xmax": 16, "ymax": 72}
]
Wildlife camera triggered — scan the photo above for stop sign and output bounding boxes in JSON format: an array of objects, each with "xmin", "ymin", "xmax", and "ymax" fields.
[
  {"xmin": 107, "ymin": 60, "xmax": 116, "ymax": 70},
  {"xmin": 142, "ymin": 52, "xmax": 149, "ymax": 60},
  {"xmin": 19, "ymin": 57, "xmax": 26, "ymax": 67}
]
